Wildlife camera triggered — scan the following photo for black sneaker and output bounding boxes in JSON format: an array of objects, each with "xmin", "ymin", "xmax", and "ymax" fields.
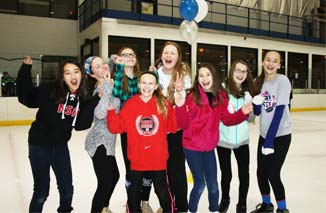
[
  {"xmin": 219, "ymin": 199, "xmax": 230, "ymax": 212},
  {"xmin": 236, "ymin": 204, "xmax": 247, "ymax": 213},
  {"xmin": 276, "ymin": 209, "xmax": 289, "ymax": 213},
  {"xmin": 250, "ymin": 203, "xmax": 274, "ymax": 213}
]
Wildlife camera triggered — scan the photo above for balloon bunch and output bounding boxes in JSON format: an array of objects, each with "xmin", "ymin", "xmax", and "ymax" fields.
[{"xmin": 179, "ymin": 0, "xmax": 208, "ymax": 45}]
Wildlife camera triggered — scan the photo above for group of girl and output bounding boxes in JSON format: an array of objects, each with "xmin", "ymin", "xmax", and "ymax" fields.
[{"xmin": 17, "ymin": 42, "xmax": 291, "ymax": 213}]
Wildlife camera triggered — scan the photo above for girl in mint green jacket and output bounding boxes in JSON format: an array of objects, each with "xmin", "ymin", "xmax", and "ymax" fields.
[{"xmin": 217, "ymin": 60, "xmax": 257, "ymax": 213}]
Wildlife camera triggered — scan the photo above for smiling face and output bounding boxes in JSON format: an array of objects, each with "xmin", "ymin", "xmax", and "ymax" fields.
[
  {"xmin": 198, "ymin": 67, "xmax": 213, "ymax": 92},
  {"xmin": 63, "ymin": 63, "xmax": 82, "ymax": 92},
  {"xmin": 138, "ymin": 73, "xmax": 158, "ymax": 102},
  {"xmin": 232, "ymin": 62, "xmax": 248, "ymax": 87},
  {"xmin": 263, "ymin": 51, "xmax": 281, "ymax": 77},
  {"xmin": 90, "ymin": 57, "xmax": 109, "ymax": 79},
  {"xmin": 161, "ymin": 44, "xmax": 179, "ymax": 73},
  {"xmin": 120, "ymin": 48, "xmax": 137, "ymax": 68}
]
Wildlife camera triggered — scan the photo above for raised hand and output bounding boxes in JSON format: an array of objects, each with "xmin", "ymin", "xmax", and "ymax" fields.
[
  {"xmin": 116, "ymin": 56, "xmax": 124, "ymax": 64},
  {"xmin": 149, "ymin": 65, "xmax": 157, "ymax": 72},
  {"xmin": 102, "ymin": 64, "xmax": 113, "ymax": 84},
  {"xmin": 110, "ymin": 54, "xmax": 118, "ymax": 62},
  {"xmin": 24, "ymin": 56, "xmax": 32, "ymax": 65},
  {"xmin": 174, "ymin": 72, "xmax": 184, "ymax": 92}
]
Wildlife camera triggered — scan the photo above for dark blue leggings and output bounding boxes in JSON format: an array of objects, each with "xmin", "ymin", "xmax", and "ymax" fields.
[{"xmin": 28, "ymin": 143, "xmax": 73, "ymax": 213}]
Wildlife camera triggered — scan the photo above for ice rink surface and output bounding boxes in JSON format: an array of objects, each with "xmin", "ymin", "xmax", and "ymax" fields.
[{"xmin": 1, "ymin": 111, "xmax": 325, "ymax": 213}]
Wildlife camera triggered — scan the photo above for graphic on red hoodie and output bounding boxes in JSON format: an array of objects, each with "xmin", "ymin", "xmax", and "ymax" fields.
[{"xmin": 136, "ymin": 115, "xmax": 159, "ymax": 136}]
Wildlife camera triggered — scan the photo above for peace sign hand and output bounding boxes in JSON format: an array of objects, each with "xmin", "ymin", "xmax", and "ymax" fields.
[
  {"xmin": 174, "ymin": 72, "xmax": 184, "ymax": 92},
  {"xmin": 102, "ymin": 64, "xmax": 113, "ymax": 84}
]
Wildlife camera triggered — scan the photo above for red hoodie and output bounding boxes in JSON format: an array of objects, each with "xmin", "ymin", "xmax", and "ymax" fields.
[{"xmin": 107, "ymin": 94, "xmax": 177, "ymax": 171}]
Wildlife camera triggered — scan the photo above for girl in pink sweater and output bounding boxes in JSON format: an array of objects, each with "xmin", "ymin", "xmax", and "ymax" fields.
[{"xmin": 175, "ymin": 63, "xmax": 253, "ymax": 213}]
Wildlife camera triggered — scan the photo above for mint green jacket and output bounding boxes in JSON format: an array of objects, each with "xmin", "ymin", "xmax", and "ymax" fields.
[{"xmin": 218, "ymin": 92, "xmax": 255, "ymax": 149}]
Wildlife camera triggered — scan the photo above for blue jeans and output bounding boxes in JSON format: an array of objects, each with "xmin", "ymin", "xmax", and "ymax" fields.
[
  {"xmin": 28, "ymin": 144, "xmax": 74, "ymax": 213},
  {"xmin": 184, "ymin": 148, "xmax": 219, "ymax": 212}
]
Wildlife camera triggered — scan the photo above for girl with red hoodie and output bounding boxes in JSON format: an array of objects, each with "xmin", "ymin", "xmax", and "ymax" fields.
[
  {"xmin": 106, "ymin": 71, "xmax": 178, "ymax": 213},
  {"xmin": 175, "ymin": 63, "xmax": 253, "ymax": 213}
]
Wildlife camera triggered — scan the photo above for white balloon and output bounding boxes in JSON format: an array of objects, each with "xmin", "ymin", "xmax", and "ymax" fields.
[
  {"xmin": 194, "ymin": 0, "xmax": 208, "ymax": 23},
  {"xmin": 179, "ymin": 20, "xmax": 198, "ymax": 45}
]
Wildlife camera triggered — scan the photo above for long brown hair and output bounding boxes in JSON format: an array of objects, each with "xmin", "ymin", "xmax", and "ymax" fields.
[
  {"xmin": 190, "ymin": 63, "xmax": 225, "ymax": 107},
  {"xmin": 155, "ymin": 41, "xmax": 191, "ymax": 103},
  {"xmin": 255, "ymin": 50, "xmax": 281, "ymax": 93},
  {"xmin": 114, "ymin": 47, "xmax": 141, "ymax": 95},
  {"xmin": 225, "ymin": 60, "xmax": 257, "ymax": 97}
]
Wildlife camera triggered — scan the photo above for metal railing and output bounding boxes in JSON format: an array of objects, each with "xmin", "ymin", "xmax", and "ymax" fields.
[{"xmin": 79, "ymin": 0, "xmax": 325, "ymax": 44}]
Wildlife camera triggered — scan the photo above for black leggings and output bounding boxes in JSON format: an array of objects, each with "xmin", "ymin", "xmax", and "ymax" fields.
[
  {"xmin": 166, "ymin": 130, "xmax": 188, "ymax": 212},
  {"xmin": 124, "ymin": 130, "xmax": 188, "ymax": 211},
  {"xmin": 257, "ymin": 134, "xmax": 291, "ymax": 201},
  {"xmin": 91, "ymin": 145, "xmax": 120, "ymax": 212},
  {"xmin": 121, "ymin": 133, "xmax": 152, "ymax": 201},
  {"xmin": 217, "ymin": 144, "xmax": 250, "ymax": 206},
  {"xmin": 140, "ymin": 131, "xmax": 189, "ymax": 211},
  {"xmin": 128, "ymin": 170, "xmax": 173, "ymax": 213}
]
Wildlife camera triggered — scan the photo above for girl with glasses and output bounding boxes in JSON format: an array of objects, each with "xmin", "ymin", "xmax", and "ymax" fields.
[
  {"xmin": 112, "ymin": 47, "xmax": 154, "ymax": 212},
  {"xmin": 217, "ymin": 60, "xmax": 257, "ymax": 213}
]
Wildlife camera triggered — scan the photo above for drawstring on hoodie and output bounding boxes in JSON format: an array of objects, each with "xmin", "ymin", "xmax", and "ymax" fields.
[
  {"xmin": 61, "ymin": 92, "xmax": 80, "ymax": 127},
  {"xmin": 72, "ymin": 96, "xmax": 79, "ymax": 126},
  {"xmin": 61, "ymin": 93, "xmax": 69, "ymax": 120}
]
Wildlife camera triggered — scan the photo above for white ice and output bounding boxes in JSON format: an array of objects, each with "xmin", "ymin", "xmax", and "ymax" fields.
[{"xmin": 1, "ymin": 111, "xmax": 325, "ymax": 213}]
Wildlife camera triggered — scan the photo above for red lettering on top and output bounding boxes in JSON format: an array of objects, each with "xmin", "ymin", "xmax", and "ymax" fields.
[
  {"xmin": 72, "ymin": 107, "xmax": 79, "ymax": 116},
  {"xmin": 57, "ymin": 104, "xmax": 78, "ymax": 117},
  {"xmin": 65, "ymin": 106, "xmax": 73, "ymax": 115},
  {"xmin": 57, "ymin": 103, "xmax": 64, "ymax": 113}
]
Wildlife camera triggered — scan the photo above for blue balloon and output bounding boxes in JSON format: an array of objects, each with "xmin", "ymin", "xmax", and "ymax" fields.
[{"xmin": 179, "ymin": 0, "xmax": 199, "ymax": 21}]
